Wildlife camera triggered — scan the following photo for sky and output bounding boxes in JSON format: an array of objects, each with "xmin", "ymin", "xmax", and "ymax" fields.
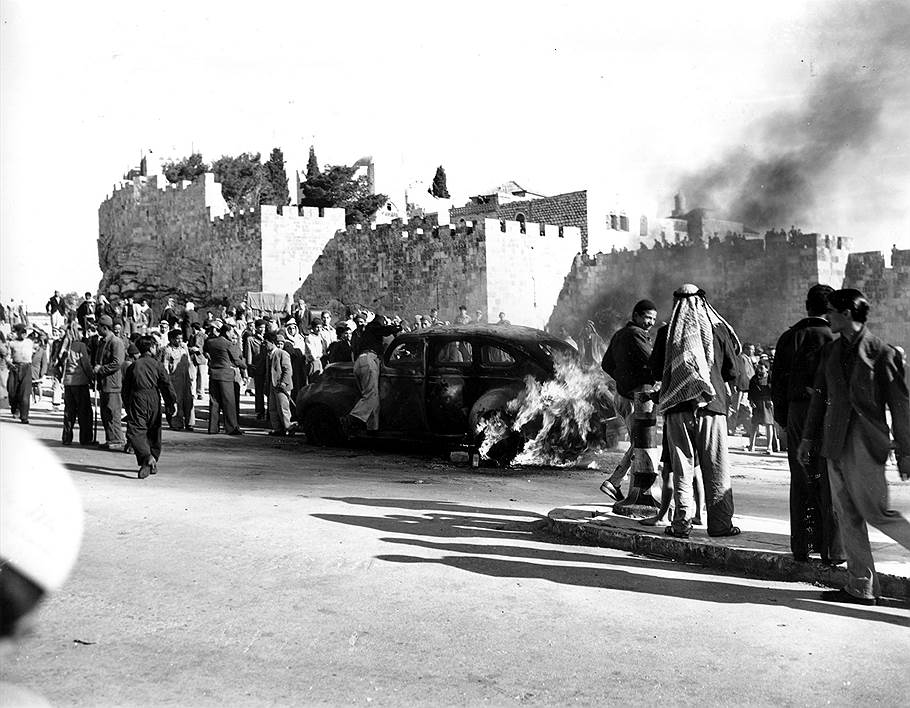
[{"xmin": 2, "ymin": 0, "xmax": 908, "ymax": 308}]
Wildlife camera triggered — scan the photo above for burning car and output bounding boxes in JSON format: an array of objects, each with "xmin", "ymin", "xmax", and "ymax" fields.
[{"xmin": 296, "ymin": 324, "xmax": 581, "ymax": 458}]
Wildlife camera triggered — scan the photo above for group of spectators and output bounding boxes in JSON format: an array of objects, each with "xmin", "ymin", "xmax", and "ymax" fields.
[{"xmin": 598, "ymin": 283, "xmax": 909, "ymax": 607}]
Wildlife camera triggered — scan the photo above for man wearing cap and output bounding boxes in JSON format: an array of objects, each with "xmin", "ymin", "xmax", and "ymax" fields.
[
  {"xmin": 203, "ymin": 322, "xmax": 244, "ymax": 435},
  {"xmin": 92, "ymin": 315, "xmax": 127, "ymax": 450},
  {"xmin": 244, "ymin": 319, "xmax": 268, "ymax": 419},
  {"xmin": 600, "ymin": 299, "xmax": 658, "ymax": 500},
  {"xmin": 650, "ymin": 284, "xmax": 741, "ymax": 539},
  {"xmin": 188, "ymin": 321, "xmax": 207, "ymax": 400},
  {"xmin": 7, "ymin": 324, "xmax": 35, "ymax": 423},
  {"xmin": 266, "ymin": 330, "xmax": 294, "ymax": 436},
  {"xmin": 123, "ymin": 335, "xmax": 177, "ymax": 478}
]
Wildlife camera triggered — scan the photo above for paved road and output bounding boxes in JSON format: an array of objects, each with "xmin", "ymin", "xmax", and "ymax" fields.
[{"xmin": 2, "ymin": 405, "xmax": 909, "ymax": 706}]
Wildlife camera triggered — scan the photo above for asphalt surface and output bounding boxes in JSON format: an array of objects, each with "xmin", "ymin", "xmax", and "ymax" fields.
[{"xmin": 2, "ymin": 400, "xmax": 909, "ymax": 706}]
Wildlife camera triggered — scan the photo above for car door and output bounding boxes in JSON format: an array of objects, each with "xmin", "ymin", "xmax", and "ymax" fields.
[
  {"xmin": 425, "ymin": 337, "xmax": 475, "ymax": 436},
  {"xmin": 379, "ymin": 338, "xmax": 426, "ymax": 434}
]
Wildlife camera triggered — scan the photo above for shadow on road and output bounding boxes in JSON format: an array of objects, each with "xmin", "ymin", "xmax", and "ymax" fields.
[
  {"xmin": 64, "ymin": 462, "xmax": 137, "ymax": 480},
  {"xmin": 315, "ymin": 496, "xmax": 909, "ymax": 629}
]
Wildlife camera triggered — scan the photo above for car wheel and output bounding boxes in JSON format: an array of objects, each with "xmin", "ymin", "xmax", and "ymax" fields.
[
  {"xmin": 474, "ymin": 409, "xmax": 523, "ymax": 467},
  {"xmin": 301, "ymin": 404, "xmax": 345, "ymax": 447}
]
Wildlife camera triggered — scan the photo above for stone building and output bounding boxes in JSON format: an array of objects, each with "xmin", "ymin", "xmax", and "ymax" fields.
[
  {"xmin": 97, "ymin": 172, "xmax": 345, "ymax": 308},
  {"xmin": 296, "ymin": 216, "xmax": 581, "ymax": 330}
]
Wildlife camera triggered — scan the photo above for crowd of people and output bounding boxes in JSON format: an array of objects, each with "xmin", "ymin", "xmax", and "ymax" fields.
[
  {"xmin": 597, "ymin": 283, "xmax": 909, "ymax": 606},
  {"xmin": 0, "ymin": 291, "xmax": 514, "ymax": 476}
]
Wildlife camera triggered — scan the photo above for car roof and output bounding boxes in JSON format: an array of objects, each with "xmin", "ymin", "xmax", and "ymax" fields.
[{"xmin": 396, "ymin": 323, "xmax": 561, "ymax": 343}]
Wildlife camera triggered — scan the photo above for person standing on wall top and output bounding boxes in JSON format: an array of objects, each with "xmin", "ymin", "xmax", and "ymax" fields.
[
  {"xmin": 454, "ymin": 306, "xmax": 471, "ymax": 325},
  {"xmin": 771, "ymin": 284, "xmax": 844, "ymax": 565},
  {"xmin": 651, "ymin": 284, "xmax": 741, "ymax": 539},
  {"xmin": 343, "ymin": 314, "xmax": 401, "ymax": 435},
  {"xmin": 798, "ymin": 288, "xmax": 910, "ymax": 605},
  {"xmin": 93, "ymin": 315, "xmax": 126, "ymax": 450},
  {"xmin": 600, "ymin": 299, "xmax": 657, "ymax": 500}
]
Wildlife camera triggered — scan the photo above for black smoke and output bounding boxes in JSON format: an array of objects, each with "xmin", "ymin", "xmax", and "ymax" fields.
[{"xmin": 676, "ymin": 0, "xmax": 910, "ymax": 232}]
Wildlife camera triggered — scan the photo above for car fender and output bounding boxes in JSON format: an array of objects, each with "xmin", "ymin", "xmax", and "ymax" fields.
[
  {"xmin": 468, "ymin": 384, "xmax": 524, "ymax": 432},
  {"xmin": 296, "ymin": 380, "xmax": 359, "ymax": 420}
]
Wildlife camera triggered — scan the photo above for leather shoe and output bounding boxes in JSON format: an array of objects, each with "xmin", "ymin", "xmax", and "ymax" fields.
[
  {"xmin": 138, "ymin": 464, "xmax": 151, "ymax": 479},
  {"xmin": 599, "ymin": 480, "xmax": 625, "ymax": 501},
  {"xmin": 819, "ymin": 589, "xmax": 876, "ymax": 606}
]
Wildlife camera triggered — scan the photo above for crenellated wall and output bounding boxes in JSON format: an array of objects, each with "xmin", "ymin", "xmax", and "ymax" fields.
[
  {"xmin": 296, "ymin": 217, "xmax": 581, "ymax": 329},
  {"xmin": 549, "ymin": 232, "xmax": 856, "ymax": 348},
  {"xmin": 97, "ymin": 173, "xmax": 345, "ymax": 309}
]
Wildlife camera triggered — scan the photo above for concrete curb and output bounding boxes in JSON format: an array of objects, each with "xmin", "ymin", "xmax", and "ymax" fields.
[{"xmin": 545, "ymin": 509, "xmax": 910, "ymax": 602}]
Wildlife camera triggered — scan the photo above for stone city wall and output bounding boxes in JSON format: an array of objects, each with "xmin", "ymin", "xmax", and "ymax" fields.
[
  {"xmin": 98, "ymin": 173, "xmax": 344, "ymax": 310},
  {"xmin": 549, "ymin": 232, "xmax": 854, "ymax": 347},
  {"xmin": 296, "ymin": 217, "xmax": 581, "ymax": 329}
]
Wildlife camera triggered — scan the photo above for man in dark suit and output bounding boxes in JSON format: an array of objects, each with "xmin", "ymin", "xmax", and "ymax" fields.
[
  {"xmin": 92, "ymin": 315, "xmax": 126, "ymax": 451},
  {"xmin": 772, "ymin": 284, "xmax": 844, "ymax": 564},
  {"xmin": 799, "ymin": 288, "xmax": 910, "ymax": 605},
  {"xmin": 203, "ymin": 322, "xmax": 244, "ymax": 435}
]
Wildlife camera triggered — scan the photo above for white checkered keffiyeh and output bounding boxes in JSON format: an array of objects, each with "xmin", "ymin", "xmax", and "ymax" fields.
[{"xmin": 658, "ymin": 291, "xmax": 741, "ymax": 414}]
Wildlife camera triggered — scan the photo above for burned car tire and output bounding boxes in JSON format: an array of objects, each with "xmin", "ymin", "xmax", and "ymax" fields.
[
  {"xmin": 301, "ymin": 404, "xmax": 346, "ymax": 447},
  {"xmin": 474, "ymin": 409, "xmax": 524, "ymax": 467}
]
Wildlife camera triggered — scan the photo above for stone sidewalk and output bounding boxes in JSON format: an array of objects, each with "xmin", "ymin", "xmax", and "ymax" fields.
[{"xmin": 547, "ymin": 503, "xmax": 910, "ymax": 602}]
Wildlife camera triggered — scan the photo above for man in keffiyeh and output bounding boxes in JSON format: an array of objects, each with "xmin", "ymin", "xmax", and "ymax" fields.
[{"xmin": 650, "ymin": 284, "xmax": 742, "ymax": 538}]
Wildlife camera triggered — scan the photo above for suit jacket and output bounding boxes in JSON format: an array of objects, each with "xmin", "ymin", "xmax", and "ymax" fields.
[
  {"xmin": 94, "ymin": 333, "xmax": 125, "ymax": 392},
  {"xmin": 804, "ymin": 327, "xmax": 910, "ymax": 463},
  {"xmin": 203, "ymin": 335, "xmax": 243, "ymax": 382},
  {"xmin": 771, "ymin": 316, "xmax": 834, "ymax": 426},
  {"xmin": 601, "ymin": 321, "xmax": 654, "ymax": 399},
  {"xmin": 268, "ymin": 346, "xmax": 293, "ymax": 394}
]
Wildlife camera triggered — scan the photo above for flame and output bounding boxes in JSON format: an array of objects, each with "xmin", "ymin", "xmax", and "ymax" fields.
[{"xmin": 477, "ymin": 356, "xmax": 622, "ymax": 468}]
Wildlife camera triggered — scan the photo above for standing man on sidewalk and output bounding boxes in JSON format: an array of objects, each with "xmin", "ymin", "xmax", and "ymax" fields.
[
  {"xmin": 600, "ymin": 299, "xmax": 657, "ymax": 500},
  {"xmin": 6, "ymin": 324, "xmax": 34, "ymax": 423},
  {"xmin": 798, "ymin": 288, "xmax": 910, "ymax": 605},
  {"xmin": 652, "ymin": 284, "xmax": 741, "ymax": 539},
  {"xmin": 772, "ymin": 284, "xmax": 843, "ymax": 564},
  {"xmin": 92, "ymin": 315, "xmax": 126, "ymax": 451}
]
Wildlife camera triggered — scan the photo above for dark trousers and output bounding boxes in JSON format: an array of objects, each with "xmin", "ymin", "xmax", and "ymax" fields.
[
  {"xmin": 208, "ymin": 378, "xmax": 240, "ymax": 434},
  {"xmin": 127, "ymin": 391, "xmax": 162, "ymax": 465},
  {"xmin": 787, "ymin": 400, "xmax": 843, "ymax": 561},
  {"xmin": 8, "ymin": 362, "xmax": 31, "ymax": 421},
  {"xmin": 253, "ymin": 374, "xmax": 266, "ymax": 415},
  {"xmin": 63, "ymin": 385, "xmax": 93, "ymax": 444},
  {"xmin": 100, "ymin": 391, "xmax": 125, "ymax": 446}
]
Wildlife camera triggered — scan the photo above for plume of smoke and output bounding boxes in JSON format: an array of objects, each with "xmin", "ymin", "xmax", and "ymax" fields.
[{"xmin": 677, "ymin": 0, "xmax": 910, "ymax": 232}]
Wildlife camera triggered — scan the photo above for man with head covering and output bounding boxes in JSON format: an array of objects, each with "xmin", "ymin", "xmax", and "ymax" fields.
[
  {"xmin": 650, "ymin": 284, "xmax": 741, "ymax": 538},
  {"xmin": 244, "ymin": 319, "xmax": 268, "ymax": 420},
  {"xmin": 6, "ymin": 324, "xmax": 34, "ymax": 423},
  {"xmin": 798, "ymin": 288, "xmax": 910, "ymax": 605},
  {"xmin": 600, "ymin": 299, "xmax": 658, "ymax": 500},
  {"xmin": 265, "ymin": 330, "xmax": 294, "ymax": 436},
  {"xmin": 92, "ymin": 315, "xmax": 127, "ymax": 450}
]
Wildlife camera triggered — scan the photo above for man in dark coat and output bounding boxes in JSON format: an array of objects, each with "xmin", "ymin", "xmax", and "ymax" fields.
[
  {"xmin": 244, "ymin": 319, "xmax": 268, "ymax": 420},
  {"xmin": 771, "ymin": 284, "xmax": 843, "ymax": 564},
  {"xmin": 600, "ymin": 299, "xmax": 657, "ymax": 499},
  {"xmin": 92, "ymin": 315, "xmax": 126, "ymax": 450},
  {"xmin": 123, "ymin": 335, "xmax": 177, "ymax": 479},
  {"xmin": 76, "ymin": 293, "xmax": 96, "ymax": 331},
  {"xmin": 203, "ymin": 323, "xmax": 244, "ymax": 435},
  {"xmin": 798, "ymin": 288, "xmax": 910, "ymax": 605}
]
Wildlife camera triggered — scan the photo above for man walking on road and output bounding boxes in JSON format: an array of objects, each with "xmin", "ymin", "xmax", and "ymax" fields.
[
  {"xmin": 123, "ymin": 335, "xmax": 177, "ymax": 479},
  {"xmin": 93, "ymin": 315, "xmax": 126, "ymax": 450},
  {"xmin": 6, "ymin": 324, "xmax": 35, "ymax": 423},
  {"xmin": 798, "ymin": 288, "xmax": 910, "ymax": 605},
  {"xmin": 600, "ymin": 299, "xmax": 657, "ymax": 500},
  {"xmin": 651, "ymin": 284, "xmax": 741, "ymax": 539},
  {"xmin": 772, "ymin": 284, "xmax": 843, "ymax": 564}
]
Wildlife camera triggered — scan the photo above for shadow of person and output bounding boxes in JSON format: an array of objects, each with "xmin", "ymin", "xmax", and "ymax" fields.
[
  {"xmin": 323, "ymin": 496, "xmax": 544, "ymax": 518},
  {"xmin": 376, "ymin": 553, "xmax": 909, "ymax": 628},
  {"xmin": 312, "ymin": 511, "xmax": 536, "ymax": 541},
  {"xmin": 63, "ymin": 462, "xmax": 136, "ymax": 480}
]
